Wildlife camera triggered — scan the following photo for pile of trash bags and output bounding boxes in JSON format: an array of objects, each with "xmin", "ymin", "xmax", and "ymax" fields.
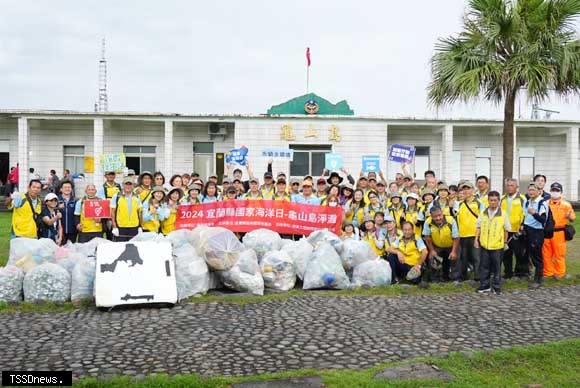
[{"xmin": 1, "ymin": 227, "xmax": 394, "ymax": 305}]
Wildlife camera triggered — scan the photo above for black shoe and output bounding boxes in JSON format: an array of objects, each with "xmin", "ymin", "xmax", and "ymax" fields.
[
  {"xmin": 528, "ymin": 282, "xmax": 541, "ymax": 290},
  {"xmin": 476, "ymin": 286, "xmax": 491, "ymax": 294},
  {"xmin": 493, "ymin": 288, "xmax": 502, "ymax": 295}
]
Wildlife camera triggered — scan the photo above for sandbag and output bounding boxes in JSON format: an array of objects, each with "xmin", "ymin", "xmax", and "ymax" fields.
[
  {"xmin": 174, "ymin": 244, "xmax": 210, "ymax": 300},
  {"xmin": 220, "ymin": 249, "xmax": 264, "ymax": 295},
  {"xmin": 0, "ymin": 266, "xmax": 24, "ymax": 303},
  {"xmin": 23, "ymin": 263, "xmax": 71, "ymax": 302},
  {"xmin": 307, "ymin": 230, "xmax": 344, "ymax": 254},
  {"xmin": 260, "ymin": 250, "xmax": 296, "ymax": 291},
  {"xmin": 340, "ymin": 240, "xmax": 376, "ymax": 271},
  {"xmin": 281, "ymin": 239, "xmax": 314, "ymax": 280},
  {"xmin": 352, "ymin": 258, "xmax": 392, "ymax": 288},
  {"xmin": 303, "ymin": 243, "xmax": 350, "ymax": 290},
  {"xmin": 8, "ymin": 238, "xmax": 58, "ymax": 271},
  {"xmin": 71, "ymin": 257, "xmax": 96, "ymax": 302},
  {"xmin": 198, "ymin": 227, "xmax": 243, "ymax": 271},
  {"xmin": 242, "ymin": 229, "xmax": 283, "ymax": 260}
]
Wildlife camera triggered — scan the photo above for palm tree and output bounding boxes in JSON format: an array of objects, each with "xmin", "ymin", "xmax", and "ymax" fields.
[{"xmin": 428, "ymin": 0, "xmax": 580, "ymax": 183}]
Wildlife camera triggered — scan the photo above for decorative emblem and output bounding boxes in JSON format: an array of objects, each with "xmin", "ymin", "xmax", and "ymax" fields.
[{"xmin": 304, "ymin": 99, "xmax": 319, "ymax": 115}]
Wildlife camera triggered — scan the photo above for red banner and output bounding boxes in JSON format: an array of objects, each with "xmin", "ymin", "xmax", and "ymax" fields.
[
  {"xmin": 83, "ymin": 199, "xmax": 111, "ymax": 219},
  {"xmin": 176, "ymin": 200, "xmax": 342, "ymax": 235}
]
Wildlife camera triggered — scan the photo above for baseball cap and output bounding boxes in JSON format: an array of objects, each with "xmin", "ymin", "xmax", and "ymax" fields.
[
  {"xmin": 127, "ymin": 169, "xmax": 136, "ymax": 176},
  {"xmin": 249, "ymin": 177, "xmax": 259, "ymax": 184},
  {"xmin": 460, "ymin": 181, "xmax": 474, "ymax": 189},
  {"xmin": 123, "ymin": 177, "xmax": 134, "ymax": 185},
  {"xmin": 227, "ymin": 186, "xmax": 237, "ymax": 194},
  {"xmin": 264, "ymin": 172, "xmax": 273, "ymax": 179},
  {"xmin": 105, "ymin": 171, "xmax": 116, "ymax": 176},
  {"xmin": 276, "ymin": 178, "xmax": 287, "ymax": 185},
  {"xmin": 317, "ymin": 177, "xmax": 327, "ymax": 185},
  {"xmin": 407, "ymin": 193, "xmax": 420, "ymax": 201},
  {"xmin": 290, "ymin": 178, "xmax": 301, "ymax": 185},
  {"xmin": 44, "ymin": 193, "xmax": 58, "ymax": 202},
  {"xmin": 550, "ymin": 182, "xmax": 563, "ymax": 192}
]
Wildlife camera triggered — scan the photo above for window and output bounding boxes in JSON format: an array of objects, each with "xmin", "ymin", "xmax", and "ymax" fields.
[
  {"xmin": 123, "ymin": 146, "xmax": 156, "ymax": 174},
  {"xmin": 290, "ymin": 145, "xmax": 332, "ymax": 176},
  {"xmin": 413, "ymin": 146, "xmax": 430, "ymax": 178},
  {"xmin": 475, "ymin": 147, "xmax": 491, "ymax": 182},
  {"xmin": 519, "ymin": 148, "xmax": 535, "ymax": 184},
  {"xmin": 64, "ymin": 146, "xmax": 85, "ymax": 174},
  {"xmin": 193, "ymin": 142, "xmax": 214, "ymax": 181}
]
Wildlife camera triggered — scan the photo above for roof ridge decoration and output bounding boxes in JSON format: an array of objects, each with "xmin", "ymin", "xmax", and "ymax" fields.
[{"xmin": 267, "ymin": 93, "xmax": 354, "ymax": 116}]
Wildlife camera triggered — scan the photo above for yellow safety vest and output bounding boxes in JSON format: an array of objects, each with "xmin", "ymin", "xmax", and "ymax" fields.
[
  {"xmin": 457, "ymin": 199, "xmax": 481, "ymax": 238},
  {"xmin": 103, "ymin": 182, "xmax": 121, "ymax": 199},
  {"xmin": 426, "ymin": 216, "xmax": 455, "ymax": 248},
  {"xmin": 260, "ymin": 186, "xmax": 275, "ymax": 200},
  {"xmin": 244, "ymin": 192, "xmax": 263, "ymax": 201},
  {"xmin": 274, "ymin": 193, "xmax": 291, "ymax": 202},
  {"xmin": 389, "ymin": 206, "xmax": 405, "ymax": 230},
  {"xmin": 404, "ymin": 208, "xmax": 422, "ymax": 239},
  {"xmin": 363, "ymin": 234, "xmax": 384, "ymax": 257},
  {"xmin": 141, "ymin": 203, "xmax": 161, "ymax": 233},
  {"xmin": 398, "ymin": 238, "xmax": 424, "ymax": 266},
  {"xmin": 79, "ymin": 198, "xmax": 103, "ymax": 233},
  {"xmin": 113, "ymin": 194, "xmax": 141, "ymax": 228},
  {"xmin": 500, "ymin": 193, "xmax": 525, "ymax": 233},
  {"xmin": 160, "ymin": 207, "xmax": 177, "ymax": 235},
  {"xmin": 479, "ymin": 209, "xmax": 507, "ymax": 250},
  {"xmin": 136, "ymin": 186, "xmax": 152, "ymax": 203},
  {"xmin": 10, "ymin": 194, "xmax": 41, "ymax": 238}
]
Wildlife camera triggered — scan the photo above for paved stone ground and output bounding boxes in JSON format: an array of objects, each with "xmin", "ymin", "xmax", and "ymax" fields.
[{"xmin": 1, "ymin": 286, "xmax": 579, "ymax": 382}]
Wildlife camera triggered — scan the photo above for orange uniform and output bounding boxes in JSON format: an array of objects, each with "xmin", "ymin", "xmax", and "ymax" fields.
[{"xmin": 542, "ymin": 199, "xmax": 575, "ymax": 278}]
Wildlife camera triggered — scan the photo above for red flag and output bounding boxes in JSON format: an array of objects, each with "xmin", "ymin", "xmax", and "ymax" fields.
[{"xmin": 306, "ymin": 47, "xmax": 311, "ymax": 67}]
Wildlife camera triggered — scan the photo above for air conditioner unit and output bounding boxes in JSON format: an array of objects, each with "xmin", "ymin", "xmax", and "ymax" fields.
[{"xmin": 209, "ymin": 123, "xmax": 227, "ymax": 136}]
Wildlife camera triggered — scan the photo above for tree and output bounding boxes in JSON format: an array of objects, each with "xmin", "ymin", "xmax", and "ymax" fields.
[{"xmin": 428, "ymin": 0, "xmax": 580, "ymax": 183}]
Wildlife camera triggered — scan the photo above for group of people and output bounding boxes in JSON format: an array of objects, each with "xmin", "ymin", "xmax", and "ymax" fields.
[{"xmin": 7, "ymin": 159, "xmax": 576, "ymax": 294}]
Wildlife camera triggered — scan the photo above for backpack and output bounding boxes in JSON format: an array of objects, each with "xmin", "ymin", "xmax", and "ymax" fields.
[{"xmin": 525, "ymin": 199, "xmax": 555, "ymax": 238}]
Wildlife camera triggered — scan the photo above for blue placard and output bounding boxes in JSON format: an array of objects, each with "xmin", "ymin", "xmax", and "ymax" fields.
[
  {"xmin": 388, "ymin": 144, "xmax": 415, "ymax": 164},
  {"xmin": 362, "ymin": 155, "xmax": 380, "ymax": 173},
  {"xmin": 261, "ymin": 148, "xmax": 294, "ymax": 161},
  {"xmin": 325, "ymin": 153, "xmax": 343, "ymax": 170},
  {"xmin": 225, "ymin": 146, "xmax": 249, "ymax": 166}
]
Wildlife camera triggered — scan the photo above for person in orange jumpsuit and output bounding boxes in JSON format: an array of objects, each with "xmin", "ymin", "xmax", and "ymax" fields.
[{"xmin": 542, "ymin": 182, "xmax": 576, "ymax": 279}]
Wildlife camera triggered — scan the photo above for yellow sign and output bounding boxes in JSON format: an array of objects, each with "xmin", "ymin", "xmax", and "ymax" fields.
[
  {"xmin": 84, "ymin": 156, "xmax": 95, "ymax": 173},
  {"xmin": 280, "ymin": 124, "xmax": 296, "ymax": 141},
  {"xmin": 328, "ymin": 125, "xmax": 342, "ymax": 142},
  {"xmin": 305, "ymin": 125, "xmax": 319, "ymax": 138}
]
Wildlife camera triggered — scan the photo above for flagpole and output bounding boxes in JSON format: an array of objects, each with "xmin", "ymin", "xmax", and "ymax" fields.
[{"xmin": 306, "ymin": 65, "xmax": 310, "ymax": 93}]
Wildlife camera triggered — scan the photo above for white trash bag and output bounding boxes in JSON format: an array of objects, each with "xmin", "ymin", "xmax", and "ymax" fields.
[
  {"xmin": 281, "ymin": 239, "xmax": 314, "ymax": 280},
  {"xmin": 71, "ymin": 257, "xmax": 96, "ymax": 302},
  {"xmin": 166, "ymin": 229, "xmax": 195, "ymax": 249},
  {"xmin": 242, "ymin": 229, "xmax": 283, "ymax": 260},
  {"xmin": 220, "ymin": 249, "xmax": 264, "ymax": 295},
  {"xmin": 75, "ymin": 237, "xmax": 110, "ymax": 258},
  {"xmin": 260, "ymin": 250, "xmax": 296, "ymax": 291},
  {"xmin": 23, "ymin": 263, "xmax": 71, "ymax": 302},
  {"xmin": 8, "ymin": 238, "xmax": 58, "ymax": 271},
  {"xmin": 0, "ymin": 266, "xmax": 24, "ymax": 303},
  {"xmin": 307, "ymin": 230, "xmax": 344, "ymax": 254},
  {"xmin": 340, "ymin": 240, "xmax": 376, "ymax": 271},
  {"xmin": 198, "ymin": 227, "xmax": 243, "ymax": 271},
  {"xmin": 191, "ymin": 225, "xmax": 211, "ymax": 255},
  {"xmin": 130, "ymin": 232, "xmax": 165, "ymax": 243},
  {"xmin": 303, "ymin": 242, "xmax": 350, "ymax": 290},
  {"xmin": 174, "ymin": 244, "xmax": 210, "ymax": 300},
  {"xmin": 352, "ymin": 258, "xmax": 392, "ymax": 288}
]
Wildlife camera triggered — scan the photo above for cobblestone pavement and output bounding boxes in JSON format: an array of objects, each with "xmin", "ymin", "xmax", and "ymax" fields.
[{"xmin": 1, "ymin": 286, "xmax": 580, "ymax": 382}]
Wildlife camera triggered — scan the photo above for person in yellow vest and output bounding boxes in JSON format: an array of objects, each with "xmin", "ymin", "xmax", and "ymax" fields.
[
  {"xmin": 7, "ymin": 179, "xmax": 43, "ymax": 239},
  {"xmin": 134, "ymin": 171, "xmax": 153, "ymax": 203},
  {"xmin": 474, "ymin": 191, "xmax": 511, "ymax": 294},
  {"xmin": 346, "ymin": 189, "xmax": 366, "ymax": 228},
  {"xmin": 159, "ymin": 187, "xmax": 183, "ymax": 235},
  {"xmin": 361, "ymin": 216, "xmax": 385, "ymax": 258},
  {"xmin": 97, "ymin": 171, "xmax": 122, "ymax": 241},
  {"xmin": 386, "ymin": 221, "xmax": 428, "ymax": 284},
  {"xmin": 364, "ymin": 191, "xmax": 384, "ymax": 219},
  {"xmin": 500, "ymin": 178, "xmax": 527, "ymax": 279},
  {"xmin": 244, "ymin": 178, "xmax": 263, "ymax": 200},
  {"xmin": 454, "ymin": 181, "xmax": 484, "ymax": 281},
  {"xmin": 403, "ymin": 193, "xmax": 422, "ymax": 239},
  {"xmin": 74, "ymin": 184, "xmax": 104, "ymax": 243},
  {"xmin": 260, "ymin": 172, "xmax": 276, "ymax": 200},
  {"xmin": 273, "ymin": 178, "xmax": 291, "ymax": 201},
  {"xmin": 388, "ymin": 192, "xmax": 405, "ymax": 231},
  {"xmin": 475, "ymin": 175, "xmax": 490, "ymax": 207},
  {"xmin": 141, "ymin": 186, "xmax": 167, "ymax": 233},
  {"xmin": 432, "ymin": 185, "xmax": 453, "ymax": 217},
  {"xmin": 223, "ymin": 186, "xmax": 239, "ymax": 201},
  {"xmin": 383, "ymin": 214, "xmax": 403, "ymax": 246},
  {"xmin": 423, "ymin": 206, "xmax": 460, "ymax": 282},
  {"xmin": 111, "ymin": 177, "xmax": 142, "ymax": 241}
]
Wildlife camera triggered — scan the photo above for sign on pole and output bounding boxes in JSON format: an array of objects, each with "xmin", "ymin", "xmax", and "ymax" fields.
[
  {"xmin": 362, "ymin": 155, "xmax": 380, "ymax": 173},
  {"xmin": 388, "ymin": 144, "xmax": 415, "ymax": 164},
  {"xmin": 324, "ymin": 153, "xmax": 343, "ymax": 170},
  {"xmin": 225, "ymin": 146, "xmax": 249, "ymax": 166},
  {"xmin": 261, "ymin": 148, "xmax": 294, "ymax": 161},
  {"xmin": 100, "ymin": 153, "xmax": 126, "ymax": 173}
]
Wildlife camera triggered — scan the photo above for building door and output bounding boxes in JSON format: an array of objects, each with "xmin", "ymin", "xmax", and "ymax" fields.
[
  {"xmin": 0, "ymin": 152, "xmax": 8, "ymax": 186},
  {"xmin": 193, "ymin": 142, "xmax": 214, "ymax": 182}
]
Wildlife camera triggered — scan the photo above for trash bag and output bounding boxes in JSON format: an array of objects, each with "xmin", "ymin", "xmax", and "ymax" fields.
[
  {"xmin": 303, "ymin": 242, "xmax": 350, "ymax": 290},
  {"xmin": 198, "ymin": 227, "xmax": 243, "ymax": 271},
  {"xmin": 71, "ymin": 257, "xmax": 96, "ymax": 302},
  {"xmin": 340, "ymin": 240, "xmax": 376, "ymax": 271},
  {"xmin": 281, "ymin": 239, "xmax": 314, "ymax": 280},
  {"xmin": 75, "ymin": 237, "xmax": 110, "ymax": 258},
  {"xmin": 191, "ymin": 225, "xmax": 211, "ymax": 255},
  {"xmin": 23, "ymin": 263, "xmax": 71, "ymax": 302},
  {"xmin": 174, "ymin": 243, "xmax": 210, "ymax": 300},
  {"xmin": 260, "ymin": 250, "xmax": 296, "ymax": 291},
  {"xmin": 8, "ymin": 238, "xmax": 58, "ymax": 271},
  {"xmin": 166, "ymin": 229, "xmax": 195, "ymax": 249},
  {"xmin": 220, "ymin": 249, "xmax": 264, "ymax": 295},
  {"xmin": 307, "ymin": 230, "xmax": 344, "ymax": 254},
  {"xmin": 53, "ymin": 243, "xmax": 85, "ymax": 274},
  {"xmin": 208, "ymin": 271, "xmax": 224, "ymax": 290},
  {"xmin": 352, "ymin": 258, "xmax": 392, "ymax": 288},
  {"xmin": 130, "ymin": 232, "xmax": 165, "ymax": 243},
  {"xmin": 0, "ymin": 266, "xmax": 24, "ymax": 303},
  {"xmin": 242, "ymin": 229, "xmax": 283, "ymax": 260}
]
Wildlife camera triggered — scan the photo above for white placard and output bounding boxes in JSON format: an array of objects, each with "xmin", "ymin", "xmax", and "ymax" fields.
[{"xmin": 95, "ymin": 241, "xmax": 177, "ymax": 307}]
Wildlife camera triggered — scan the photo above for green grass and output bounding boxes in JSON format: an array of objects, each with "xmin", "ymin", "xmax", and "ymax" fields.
[
  {"xmin": 68, "ymin": 338, "xmax": 580, "ymax": 387},
  {"xmin": 1, "ymin": 212, "xmax": 579, "ymax": 313}
]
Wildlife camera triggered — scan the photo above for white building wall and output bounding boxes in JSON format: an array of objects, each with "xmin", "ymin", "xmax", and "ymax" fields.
[
  {"xmin": 387, "ymin": 127, "xmax": 442, "ymax": 180},
  {"xmin": 0, "ymin": 118, "xmax": 19, "ymax": 167}
]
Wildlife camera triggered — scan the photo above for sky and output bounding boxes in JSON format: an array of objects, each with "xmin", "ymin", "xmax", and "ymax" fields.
[{"xmin": 1, "ymin": 0, "xmax": 579, "ymax": 120}]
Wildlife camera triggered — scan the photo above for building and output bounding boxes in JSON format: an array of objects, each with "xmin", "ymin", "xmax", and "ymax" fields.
[{"xmin": 0, "ymin": 93, "xmax": 578, "ymax": 200}]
